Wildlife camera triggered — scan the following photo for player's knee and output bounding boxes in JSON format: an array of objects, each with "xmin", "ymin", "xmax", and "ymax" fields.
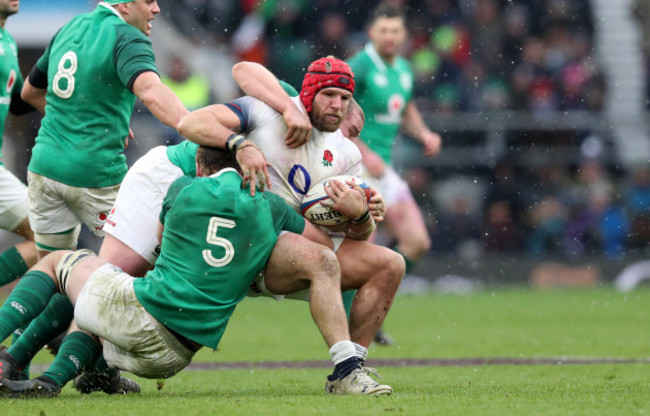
[
  {"xmin": 375, "ymin": 248, "xmax": 405, "ymax": 287},
  {"xmin": 401, "ymin": 232, "xmax": 431, "ymax": 260},
  {"xmin": 310, "ymin": 248, "xmax": 340, "ymax": 285}
]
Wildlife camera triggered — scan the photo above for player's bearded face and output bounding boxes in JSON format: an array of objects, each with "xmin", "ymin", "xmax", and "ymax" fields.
[
  {"xmin": 310, "ymin": 88, "xmax": 351, "ymax": 133},
  {"xmin": 0, "ymin": 0, "xmax": 19, "ymax": 17},
  {"xmin": 369, "ymin": 17, "xmax": 406, "ymax": 59}
]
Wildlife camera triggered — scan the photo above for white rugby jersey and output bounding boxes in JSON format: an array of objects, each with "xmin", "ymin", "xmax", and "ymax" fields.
[{"xmin": 225, "ymin": 96, "xmax": 363, "ymax": 211}]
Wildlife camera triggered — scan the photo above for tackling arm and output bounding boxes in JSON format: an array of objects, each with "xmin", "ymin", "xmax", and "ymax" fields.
[
  {"xmin": 132, "ymin": 71, "xmax": 189, "ymax": 129},
  {"xmin": 178, "ymin": 104, "xmax": 272, "ymax": 195},
  {"xmin": 232, "ymin": 61, "xmax": 311, "ymax": 148}
]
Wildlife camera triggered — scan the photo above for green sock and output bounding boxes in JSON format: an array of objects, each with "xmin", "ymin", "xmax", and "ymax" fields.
[
  {"xmin": 93, "ymin": 355, "xmax": 120, "ymax": 378},
  {"xmin": 0, "ymin": 246, "xmax": 29, "ymax": 286},
  {"xmin": 0, "ymin": 270, "xmax": 56, "ymax": 341},
  {"xmin": 10, "ymin": 324, "xmax": 30, "ymax": 380},
  {"xmin": 8, "ymin": 293, "xmax": 73, "ymax": 367},
  {"xmin": 42, "ymin": 331, "xmax": 101, "ymax": 387},
  {"xmin": 341, "ymin": 290, "xmax": 356, "ymax": 320}
]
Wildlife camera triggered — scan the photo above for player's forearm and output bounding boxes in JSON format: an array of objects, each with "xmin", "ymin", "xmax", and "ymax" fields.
[
  {"xmin": 133, "ymin": 72, "xmax": 189, "ymax": 129},
  {"xmin": 178, "ymin": 106, "xmax": 238, "ymax": 148},
  {"xmin": 402, "ymin": 101, "xmax": 430, "ymax": 142},
  {"xmin": 232, "ymin": 61, "xmax": 294, "ymax": 114},
  {"xmin": 344, "ymin": 210, "xmax": 375, "ymax": 241}
]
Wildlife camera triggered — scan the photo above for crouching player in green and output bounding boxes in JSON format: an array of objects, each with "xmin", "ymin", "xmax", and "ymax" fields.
[{"xmin": 0, "ymin": 145, "xmax": 390, "ymax": 397}]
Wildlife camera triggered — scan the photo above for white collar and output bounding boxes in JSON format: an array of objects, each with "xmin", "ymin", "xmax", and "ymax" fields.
[
  {"xmin": 98, "ymin": 2, "xmax": 127, "ymax": 23},
  {"xmin": 209, "ymin": 168, "xmax": 240, "ymax": 179},
  {"xmin": 365, "ymin": 42, "xmax": 387, "ymax": 73}
]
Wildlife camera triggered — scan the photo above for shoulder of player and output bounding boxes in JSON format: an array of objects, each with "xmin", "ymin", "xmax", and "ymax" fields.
[
  {"xmin": 113, "ymin": 21, "xmax": 151, "ymax": 45},
  {"xmin": 395, "ymin": 56, "xmax": 414, "ymax": 72}
]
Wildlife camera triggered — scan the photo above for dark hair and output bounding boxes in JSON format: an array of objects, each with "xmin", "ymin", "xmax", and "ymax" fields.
[
  {"xmin": 368, "ymin": 2, "xmax": 406, "ymax": 27},
  {"xmin": 196, "ymin": 145, "xmax": 239, "ymax": 176}
]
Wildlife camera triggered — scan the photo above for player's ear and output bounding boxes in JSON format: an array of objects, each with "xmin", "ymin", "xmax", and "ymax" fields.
[{"xmin": 195, "ymin": 162, "xmax": 203, "ymax": 177}]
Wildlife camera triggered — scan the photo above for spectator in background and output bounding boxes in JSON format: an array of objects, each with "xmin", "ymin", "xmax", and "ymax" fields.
[
  {"xmin": 631, "ymin": 0, "xmax": 650, "ymax": 109},
  {"xmin": 161, "ymin": 55, "xmax": 212, "ymax": 145},
  {"xmin": 624, "ymin": 164, "xmax": 650, "ymax": 248},
  {"xmin": 346, "ymin": 3, "xmax": 442, "ymax": 344}
]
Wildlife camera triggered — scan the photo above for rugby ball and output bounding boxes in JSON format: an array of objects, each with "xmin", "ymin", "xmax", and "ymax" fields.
[{"xmin": 300, "ymin": 175, "xmax": 372, "ymax": 227}]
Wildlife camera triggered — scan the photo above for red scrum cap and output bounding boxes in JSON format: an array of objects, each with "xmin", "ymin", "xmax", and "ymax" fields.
[{"xmin": 300, "ymin": 57, "xmax": 355, "ymax": 113}]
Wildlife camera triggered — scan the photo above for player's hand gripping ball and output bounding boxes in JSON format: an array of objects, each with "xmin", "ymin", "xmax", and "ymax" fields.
[{"xmin": 300, "ymin": 175, "xmax": 371, "ymax": 227}]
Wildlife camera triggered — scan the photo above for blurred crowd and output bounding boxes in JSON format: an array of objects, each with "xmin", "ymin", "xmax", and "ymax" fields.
[
  {"xmin": 154, "ymin": 0, "xmax": 649, "ymax": 261},
  {"xmin": 165, "ymin": 0, "xmax": 605, "ymax": 114}
]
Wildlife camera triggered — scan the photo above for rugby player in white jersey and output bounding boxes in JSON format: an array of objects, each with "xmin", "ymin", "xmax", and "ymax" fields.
[{"xmin": 179, "ymin": 57, "xmax": 404, "ymax": 394}]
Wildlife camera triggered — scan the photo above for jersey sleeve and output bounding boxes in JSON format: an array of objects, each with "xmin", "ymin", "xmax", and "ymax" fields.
[
  {"xmin": 113, "ymin": 25, "xmax": 159, "ymax": 91},
  {"xmin": 224, "ymin": 96, "xmax": 277, "ymax": 133},
  {"xmin": 35, "ymin": 37, "xmax": 55, "ymax": 75},
  {"xmin": 266, "ymin": 192, "xmax": 306, "ymax": 235},
  {"xmin": 160, "ymin": 175, "xmax": 194, "ymax": 224},
  {"xmin": 279, "ymin": 80, "xmax": 299, "ymax": 97}
]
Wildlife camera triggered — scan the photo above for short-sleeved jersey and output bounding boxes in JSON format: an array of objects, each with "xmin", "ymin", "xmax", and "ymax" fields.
[
  {"xmin": 225, "ymin": 96, "xmax": 363, "ymax": 211},
  {"xmin": 164, "ymin": 81, "xmax": 299, "ymax": 176},
  {"xmin": 0, "ymin": 27, "xmax": 22, "ymax": 166},
  {"xmin": 133, "ymin": 169, "xmax": 305, "ymax": 349},
  {"xmin": 347, "ymin": 43, "xmax": 414, "ymax": 165},
  {"xmin": 29, "ymin": 3, "xmax": 158, "ymax": 188}
]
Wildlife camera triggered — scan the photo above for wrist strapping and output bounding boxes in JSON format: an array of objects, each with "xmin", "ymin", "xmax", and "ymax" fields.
[
  {"xmin": 226, "ymin": 133, "xmax": 246, "ymax": 151},
  {"xmin": 351, "ymin": 209, "xmax": 370, "ymax": 225}
]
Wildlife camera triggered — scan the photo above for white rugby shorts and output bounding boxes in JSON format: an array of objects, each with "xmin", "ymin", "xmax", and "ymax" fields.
[
  {"xmin": 74, "ymin": 263, "xmax": 194, "ymax": 379},
  {"xmin": 0, "ymin": 165, "xmax": 28, "ymax": 231},
  {"xmin": 361, "ymin": 165, "xmax": 414, "ymax": 209},
  {"xmin": 27, "ymin": 171, "xmax": 118, "ymax": 238},
  {"xmin": 103, "ymin": 146, "xmax": 184, "ymax": 264}
]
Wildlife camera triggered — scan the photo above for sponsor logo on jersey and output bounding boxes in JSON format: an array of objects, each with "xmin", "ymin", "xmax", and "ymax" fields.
[
  {"xmin": 6, "ymin": 69, "xmax": 15, "ymax": 94},
  {"xmin": 322, "ymin": 149, "xmax": 334, "ymax": 167},
  {"xmin": 399, "ymin": 72, "xmax": 413, "ymax": 91},
  {"xmin": 376, "ymin": 94, "xmax": 405, "ymax": 124},
  {"xmin": 373, "ymin": 73, "xmax": 388, "ymax": 87}
]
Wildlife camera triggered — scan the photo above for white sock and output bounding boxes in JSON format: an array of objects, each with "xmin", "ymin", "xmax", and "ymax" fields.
[
  {"xmin": 354, "ymin": 342, "xmax": 368, "ymax": 361},
  {"xmin": 329, "ymin": 340, "xmax": 357, "ymax": 365}
]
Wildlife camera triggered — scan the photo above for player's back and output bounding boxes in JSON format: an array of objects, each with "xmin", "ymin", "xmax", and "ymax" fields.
[
  {"xmin": 30, "ymin": 4, "xmax": 154, "ymax": 188},
  {"xmin": 133, "ymin": 171, "xmax": 304, "ymax": 349}
]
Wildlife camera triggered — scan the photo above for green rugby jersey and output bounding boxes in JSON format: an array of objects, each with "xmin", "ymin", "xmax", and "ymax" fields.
[
  {"xmin": 165, "ymin": 80, "xmax": 299, "ymax": 174},
  {"xmin": 29, "ymin": 4, "xmax": 158, "ymax": 187},
  {"xmin": 347, "ymin": 43, "xmax": 414, "ymax": 165},
  {"xmin": 133, "ymin": 170, "xmax": 305, "ymax": 349},
  {"xmin": 0, "ymin": 26, "xmax": 22, "ymax": 166}
]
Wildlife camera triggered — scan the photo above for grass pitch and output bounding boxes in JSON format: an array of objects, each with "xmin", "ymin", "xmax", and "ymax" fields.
[{"xmin": 1, "ymin": 286, "xmax": 649, "ymax": 415}]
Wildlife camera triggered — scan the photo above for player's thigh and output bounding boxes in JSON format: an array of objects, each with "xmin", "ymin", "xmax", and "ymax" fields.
[
  {"xmin": 0, "ymin": 166, "xmax": 29, "ymax": 232},
  {"xmin": 73, "ymin": 264, "xmax": 192, "ymax": 378},
  {"xmin": 98, "ymin": 234, "xmax": 152, "ymax": 277},
  {"xmin": 27, "ymin": 171, "xmax": 84, "ymax": 234},
  {"xmin": 55, "ymin": 250, "xmax": 109, "ymax": 303},
  {"xmin": 384, "ymin": 197, "xmax": 430, "ymax": 245},
  {"xmin": 336, "ymin": 238, "xmax": 403, "ymax": 291},
  {"xmin": 263, "ymin": 232, "xmax": 337, "ymax": 295}
]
